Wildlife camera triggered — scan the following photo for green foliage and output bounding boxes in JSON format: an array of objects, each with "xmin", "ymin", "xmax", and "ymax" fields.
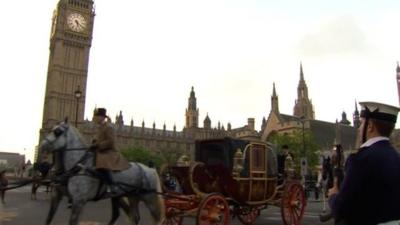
[
  {"xmin": 120, "ymin": 145, "xmax": 187, "ymax": 170},
  {"xmin": 120, "ymin": 145, "xmax": 164, "ymax": 169},
  {"xmin": 268, "ymin": 129, "xmax": 320, "ymax": 172},
  {"xmin": 158, "ymin": 145, "xmax": 186, "ymax": 166}
]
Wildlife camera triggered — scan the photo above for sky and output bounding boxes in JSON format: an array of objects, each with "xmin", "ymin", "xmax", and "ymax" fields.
[{"xmin": 1, "ymin": 0, "xmax": 400, "ymax": 162}]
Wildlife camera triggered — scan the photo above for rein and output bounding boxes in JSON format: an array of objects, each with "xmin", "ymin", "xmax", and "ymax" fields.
[
  {"xmin": 0, "ymin": 178, "xmax": 38, "ymax": 191},
  {"xmin": 53, "ymin": 147, "xmax": 88, "ymax": 152}
]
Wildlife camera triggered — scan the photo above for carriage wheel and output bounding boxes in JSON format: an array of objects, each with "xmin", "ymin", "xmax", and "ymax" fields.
[
  {"xmin": 196, "ymin": 193, "xmax": 230, "ymax": 225},
  {"xmin": 189, "ymin": 162, "xmax": 208, "ymax": 198},
  {"xmin": 281, "ymin": 182, "xmax": 306, "ymax": 225},
  {"xmin": 236, "ymin": 206, "xmax": 260, "ymax": 225},
  {"xmin": 162, "ymin": 207, "xmax": 183, "ymax": 225}
]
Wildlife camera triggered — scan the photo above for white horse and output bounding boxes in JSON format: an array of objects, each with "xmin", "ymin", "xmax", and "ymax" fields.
[{"xmin": 40, "ymin": 121, "xmax": 164, "ymax": 225}]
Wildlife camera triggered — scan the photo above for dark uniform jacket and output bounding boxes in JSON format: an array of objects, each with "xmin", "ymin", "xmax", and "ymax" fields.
[
  {"xmin": 329, "ymin": 139, "xmax": 400, "ymax": 225},
  {"xmin": 93, "ymin": 122, "xmax": 130, "ymax": 171}
]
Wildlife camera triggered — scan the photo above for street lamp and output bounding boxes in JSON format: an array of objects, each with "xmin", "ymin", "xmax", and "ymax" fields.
[
  {"xmin": 300, "ymin": 116, "xmax": 306, "ymax": 157},
  {"xmin": 74, "ymin": 86, "xmax": 82, "ymax": 127},
  {"xmin": 299, "ymin": 116, "xmax": 307, "ymax": 186}
]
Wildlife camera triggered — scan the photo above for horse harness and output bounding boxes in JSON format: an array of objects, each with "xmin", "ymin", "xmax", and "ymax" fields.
[{"xmin": 44, "ymin": 125, "xmax": 158, "ymax": 199}]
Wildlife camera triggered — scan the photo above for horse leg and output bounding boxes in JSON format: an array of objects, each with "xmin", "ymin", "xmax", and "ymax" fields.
[
  {"xmin": 46, "ymin": 188, "xmax": 63, "ymax": 225},
  {"xmin": 127, "ymin": 196, "xmax": 140, "ymax": 225},
  {"xmin": 69, "ymin": 199, "xmax": 86, "ymax": 225},
  {"xmin": 46, "ymin": 183, "xmax": 50, "ymax": 193},
  {"xmin": 31, "ymin": 182, "xmax": 37, "ymax": 200},
  {"xmin": 117, "ymin": 197, "xmax": 130, "ymax": 216},
  {"xmin": 141, "ymin": 194, "xmax": 165, "ymax": 225},
  {"xmin": 108, "ymin": 197, "xmax": 121, "ymax": 225},
  {"xmin": 1, "ymin": 190, "xmax": 4, "ymax": 204}
]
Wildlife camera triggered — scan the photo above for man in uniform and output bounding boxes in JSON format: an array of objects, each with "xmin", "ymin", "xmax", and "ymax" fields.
[
  {"xmin": 277, "ymin": 145, "xmax": 295, "ymax": 175},
  {"xmin": 328, "ymin": 101, "xmax": 400, "ymax": 225},
  {"xmin": 90, "ymin": 108, "xmax": 130, "ymax": 193}
]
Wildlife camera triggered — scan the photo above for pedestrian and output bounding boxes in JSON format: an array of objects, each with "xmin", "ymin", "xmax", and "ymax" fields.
[
  {"xmin": 90, "ymin": 108, "xmax": 130, "ymax": 193},
  {"xmin": 328, "ymin": 101, "xmax": 400, "ymax": 225},
  {"xmin": 277, "ymin": 144, "xmax": 294, "ymax": 177}
]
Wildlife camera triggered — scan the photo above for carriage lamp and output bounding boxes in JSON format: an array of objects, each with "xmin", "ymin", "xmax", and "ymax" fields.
[
  {"xmin": 177, "ymin": 154, "xmax": 190, "ymax": 166},
  {"xmin": 74, "ymin": 86, "xmax": 82, "ymax": 127}
]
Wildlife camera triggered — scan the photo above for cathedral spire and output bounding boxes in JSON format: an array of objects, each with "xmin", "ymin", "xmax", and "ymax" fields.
[
  {"xmin": 203, "ymin": 113, "xmax": 211, "ymax": 129},
  {"xmin": 354, "ymin": 100, "xmax": 359, "ymax": 115},
  {"xmin": 300, "ymin": 62, "xmax": 304, "ymax": 81},
  {"xmin": 271, "ymin": 82, "xmax": 279, "ymax": 113},
  {"xmin": 293, "ymin": 63, "xmax": 314, "ymax": 119},
  {"xmin": 397, "ymin": 61, "xmax": 400, "ymax": 73},
  {"xmin": 297, "ymin": 62, "xmax": 308, "ymax": 99},
  {"xmin": 188, "ymin": 86, "xmax": 197, "ymax": 110}
]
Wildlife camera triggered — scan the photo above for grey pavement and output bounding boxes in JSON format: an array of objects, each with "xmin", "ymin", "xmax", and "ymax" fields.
[{"xmin": 0, "ymin": 185, "xmax": 334, "ymax": 225}]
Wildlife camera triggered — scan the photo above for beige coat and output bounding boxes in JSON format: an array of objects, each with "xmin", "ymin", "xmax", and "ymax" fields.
[{"xmin": 93, "ymin": 122, "xmax": 130, "ymax": 171}]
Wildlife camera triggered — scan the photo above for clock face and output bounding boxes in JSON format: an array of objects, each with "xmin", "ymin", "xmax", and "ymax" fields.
[{"xmin": 67, "ymin": 13, "xmax": 87, "ymax": 32}]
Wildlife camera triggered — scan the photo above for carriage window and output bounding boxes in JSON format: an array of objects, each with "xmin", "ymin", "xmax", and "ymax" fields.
[{"xmin": 252, "ymin": 145, "xmax": 265, "ymax": 171}]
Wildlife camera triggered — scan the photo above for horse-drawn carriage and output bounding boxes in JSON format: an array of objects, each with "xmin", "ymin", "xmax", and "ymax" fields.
[{"xmin": 161, "ymin": 137, "xmax": 306, "ymax": 225}]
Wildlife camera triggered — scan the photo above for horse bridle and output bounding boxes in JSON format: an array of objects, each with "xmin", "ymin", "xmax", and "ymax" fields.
[
  {"xmin": 42, "ymin": 123, "xmax": 90, "ymax": 180},
  {"xmin": 43, "ymin": 124, "xmax": 87, "ymax": 152}
]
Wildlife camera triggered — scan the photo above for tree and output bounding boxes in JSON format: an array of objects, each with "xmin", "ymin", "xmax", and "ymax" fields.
[
  {"xmin": 158, "ymin": 145, "xmax": 186, "ymax": 166},
  {"xmin": 268, "ymin": 129, "xmax": 320, "ymax": 173},
  {"xmin": 120, "ymin": 145, "xmax": 164, "ymax": 169}
]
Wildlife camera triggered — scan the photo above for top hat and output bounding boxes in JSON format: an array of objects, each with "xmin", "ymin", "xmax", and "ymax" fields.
[{"xmin": 94, "ymin": 108, "xmax": 107, "ymax": 117}]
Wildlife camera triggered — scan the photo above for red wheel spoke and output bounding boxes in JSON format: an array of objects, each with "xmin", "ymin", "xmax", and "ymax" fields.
[
  {"xmin": 281, "ymin": 182, "xmax": 306, "ymax": 225},
  {"xmin": 197, "ymin": 194, "xmax": 229, "ymax": 225}
]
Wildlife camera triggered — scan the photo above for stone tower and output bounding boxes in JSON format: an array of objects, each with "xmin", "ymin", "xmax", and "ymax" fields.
[
  {"xmin": 353, "ymin": 101, "xmax": 361, "ymax": 128},
  {"xmin": 293, "ymin": 63, "xmax": 315, "ymax": 119},
  {"xmin": 40, "ymin": 0, "xmax": 95, "ymax": 141},
  {"xmin": 396, "ymin": 62, "xmax": 400, "ymax": 105},
  {"xmin": 185, "ymin": 87, "xmax": 199, "ymax": 128},
  {"xmin": 203, "ymin": 113, "xmax": 211, "ymax": 129}
]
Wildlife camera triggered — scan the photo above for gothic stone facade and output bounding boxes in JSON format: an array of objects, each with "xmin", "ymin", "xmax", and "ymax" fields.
[
  {"xmin": 261, "ymin": 64, "xmax": 359, "ymax": 154},
  {"xmin": 77, "ymin": 87, "xmax": 257, "ymax": 158}
]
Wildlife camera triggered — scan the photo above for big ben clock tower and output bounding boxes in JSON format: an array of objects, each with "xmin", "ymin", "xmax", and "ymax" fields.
[{"xmin": 39, "ymin": 0, "xmax": 95, "ymax": 141}]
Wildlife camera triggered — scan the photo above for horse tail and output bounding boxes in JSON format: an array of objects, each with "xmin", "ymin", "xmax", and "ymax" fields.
[{"xmin": 151, "ymin": 168, "xmax": 165, "ymax": 223}]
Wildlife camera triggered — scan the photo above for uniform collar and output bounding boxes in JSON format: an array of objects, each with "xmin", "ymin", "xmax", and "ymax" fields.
[{"xmin": 360, "ymin": 136, "xmax": 389, "ymax": 148}]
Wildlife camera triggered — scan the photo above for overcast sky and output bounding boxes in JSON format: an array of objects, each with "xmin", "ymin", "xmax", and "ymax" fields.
[{"xmin": 1, "ymin": 0, "xmax": 400, "ymax": 161}]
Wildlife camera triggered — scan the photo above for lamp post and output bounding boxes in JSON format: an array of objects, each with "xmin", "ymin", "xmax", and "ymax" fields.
[
  {"xmin": 74, "ymin": 86, "xmax": 82, "ymax": 127},
  {"xmin": 300, "ymin": 116, "xmax": 306, "ymax": 157},
  {"xmin": 299, "ymin": 116, "xmax": 307, "ymax": 186}
]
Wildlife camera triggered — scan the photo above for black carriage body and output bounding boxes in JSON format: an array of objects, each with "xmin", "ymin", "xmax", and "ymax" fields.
[
  {"xmin": 195, "ymin": 137, "xmax": 278, "ymax": 178},
  {"xmin": 195, "ymin": 137, "xmax": 249, "ymax": 171}
]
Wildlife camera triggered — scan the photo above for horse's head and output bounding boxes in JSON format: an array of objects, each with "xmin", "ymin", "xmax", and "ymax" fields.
[{"xmin": 40, "ymin": 122, "xmax": 70, "ymax": 154}]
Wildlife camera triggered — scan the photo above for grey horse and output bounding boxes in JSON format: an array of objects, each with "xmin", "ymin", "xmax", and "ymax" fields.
[{"xmin": 40, "ymin": 121, "xmax": 164, "ymax": 225}]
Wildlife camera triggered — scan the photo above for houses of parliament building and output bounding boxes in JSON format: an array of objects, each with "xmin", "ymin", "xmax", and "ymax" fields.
[{"xmin": 37, "ymin": 0, "xmax": 399, "ymax": 160}]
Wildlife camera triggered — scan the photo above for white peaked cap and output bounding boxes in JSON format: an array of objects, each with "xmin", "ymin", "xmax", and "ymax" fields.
[{"xmin": 359, "ymin": 101, "xmax": 400, "ymax": 123}]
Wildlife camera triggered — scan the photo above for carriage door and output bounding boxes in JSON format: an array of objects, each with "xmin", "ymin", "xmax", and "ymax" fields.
[{"xmin": 248, "ymin": 143, "xmax": 268, "ymax": 201}]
